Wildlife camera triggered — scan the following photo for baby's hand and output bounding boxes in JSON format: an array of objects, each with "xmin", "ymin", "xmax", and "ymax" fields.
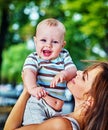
[
  {"xmin": 35, "ymin": 87, "xmax": 48, "ymax": 100},
  {"xmin": 50, "ymin": 72, "xmax": 66, "ymax": 88}
]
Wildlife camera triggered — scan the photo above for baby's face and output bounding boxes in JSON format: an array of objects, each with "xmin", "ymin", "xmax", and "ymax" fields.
[{"xmin": 34, "ymin": 24, "xmax": 66, "ymax": 60}]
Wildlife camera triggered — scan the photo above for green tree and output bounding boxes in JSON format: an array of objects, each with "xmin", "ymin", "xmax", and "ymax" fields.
[
  {"xmin": 1, "ymin": 44, "xmax": 32, "ymax": 84},
  {"xmin": 62, "ymin": 0, "xmax": 108, "ymax": 65},
  {"xmin": 0, "ymin": 0, "xmax": 108, "ymax": 83}
]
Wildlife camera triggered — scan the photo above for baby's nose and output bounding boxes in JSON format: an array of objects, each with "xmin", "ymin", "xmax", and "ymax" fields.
[{"xmin": 47, "ymin": 42, "xmax": 52, "ymax": 47}]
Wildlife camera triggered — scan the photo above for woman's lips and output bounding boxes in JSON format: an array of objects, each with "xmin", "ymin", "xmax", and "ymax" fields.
[{"xmin": 71, "ymin": 78, "xmax": 75, "ymax": 84}]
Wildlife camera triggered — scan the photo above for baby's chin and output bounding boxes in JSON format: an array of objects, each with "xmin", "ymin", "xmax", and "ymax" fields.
[
  {"xmin": 39, "ymin": 55, "xmax": 52, "ymax": 60},
  {"xmin": 40, "ymin": 55, "xmax": 57, "ymax": 61}
]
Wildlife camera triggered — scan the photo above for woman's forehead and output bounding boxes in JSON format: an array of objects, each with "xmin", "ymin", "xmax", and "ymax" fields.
[{"xmin": 86, "ymin": 67, "xmax": 101, "ymax": 80}]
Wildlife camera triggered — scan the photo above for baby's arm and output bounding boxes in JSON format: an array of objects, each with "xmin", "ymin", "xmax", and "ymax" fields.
[
  {"xmin": 50, "ymin": 66, "xmax": 77, "ymax": 88},
  {"xmin": 22, "ymin": 68, "xmax": 48, "ymax": 99}
]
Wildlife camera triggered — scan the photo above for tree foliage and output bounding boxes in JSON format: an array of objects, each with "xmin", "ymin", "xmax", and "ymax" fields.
[
  {"xmin": 1, "ymin": 44, "xmax": 32, "ymax": 84},
  {"xmin": 0, "ymin": 0, "xmax": 108, "ymax": 83}
]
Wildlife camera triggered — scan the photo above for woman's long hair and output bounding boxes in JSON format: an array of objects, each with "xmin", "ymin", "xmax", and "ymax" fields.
[{"xmin": 83, "ymin": 62, "xmax": 108, "ymax": 130}]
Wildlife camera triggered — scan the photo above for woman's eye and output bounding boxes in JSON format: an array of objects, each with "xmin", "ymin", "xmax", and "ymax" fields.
[
  {"xmin": 40, "ymin": 39, "xmax": 46, "ymax": 42},
  {"xmin": 82, "ymin": 73, "xmax": 88, "ymax": 81},
  {"xmin": 82, "ymin": 75, "xmax": 85, "ymax": 81}
]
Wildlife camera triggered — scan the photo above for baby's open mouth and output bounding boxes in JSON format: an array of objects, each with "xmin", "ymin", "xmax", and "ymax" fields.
[{"xmin": 43, "ymin": 50, "xmax": 52, "ymax": 56}]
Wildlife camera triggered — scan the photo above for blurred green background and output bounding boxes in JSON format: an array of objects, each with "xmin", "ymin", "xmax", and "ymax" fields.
[{"xmin": 0, "ymin": 0, "xmax": 108, "ymax": 85}]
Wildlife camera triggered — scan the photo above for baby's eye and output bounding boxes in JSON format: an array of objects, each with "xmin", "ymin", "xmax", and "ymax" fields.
[
  {"xmin": 40, "ymin": 39, "xmax": 46, "ymax": 42},
  {"xmin": 52, "ymin": 41, "xmax": 59, "ymax": 44}
]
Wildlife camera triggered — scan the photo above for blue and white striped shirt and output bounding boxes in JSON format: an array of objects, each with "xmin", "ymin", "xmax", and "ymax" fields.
[{"xmin": 23, "ymin": 48, "xmax": 76, "ymax": 101}]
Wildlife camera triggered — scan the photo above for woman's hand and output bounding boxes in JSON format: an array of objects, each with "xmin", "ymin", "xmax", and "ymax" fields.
[
  {"xmin": 81, "ymin": 96, "xmax": 94, "ymax": 115},
  {"xmin": 68, "ymin": 96, "xmax": 94, "ymax": 129}
]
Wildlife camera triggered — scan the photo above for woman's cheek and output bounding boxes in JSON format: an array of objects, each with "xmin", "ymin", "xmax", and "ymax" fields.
[{"xmin": 67, "ymin": 81, "xmax": 73, "ymax": 91}]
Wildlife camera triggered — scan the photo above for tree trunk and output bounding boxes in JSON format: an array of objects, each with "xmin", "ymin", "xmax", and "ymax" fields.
[{"xmin": 0, "ymin": 7, "xmax": 9, "ymax": 82}]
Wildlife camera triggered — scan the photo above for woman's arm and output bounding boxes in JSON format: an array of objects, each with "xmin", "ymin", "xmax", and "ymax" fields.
[
  {"xmin": 4, "ymin": 88, "xmax": 91, "ymax": 130},
  {"xmin": 4, "ymin": 89, "xmax": 30, "ymax": 130},
  {"xmin": 4, "ymin": 88, "xmax": 72, "ymax": 130},
  {"xmin": 15, "ymin": 117, "xmax": 72, "ymax": 130}
]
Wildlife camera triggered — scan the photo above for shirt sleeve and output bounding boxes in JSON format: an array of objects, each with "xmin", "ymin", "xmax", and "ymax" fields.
[
  {"xmin": 23, "ymin": 52, "xmax": 38, "ymax": 72},
  {"xmin": 62, "ymin": 49, "xmax": 76, "ymax": 70}
]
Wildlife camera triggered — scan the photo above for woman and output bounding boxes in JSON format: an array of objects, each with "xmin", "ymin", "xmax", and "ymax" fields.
[{"xmin": 4, "ymin": 62, "xmax": 108, "ymax": 130}]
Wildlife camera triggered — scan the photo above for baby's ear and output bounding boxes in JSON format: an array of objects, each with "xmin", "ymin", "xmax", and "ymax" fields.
[
  {"xmin": 34, "ymin": 36, "xmax": 36, "ymax": 42},
  {"xmin": 62, "ymin": 41, "xmax": 66, "ymax": 47},
  {"xmin": 34, "ymin": 36, "xmax": 37, "ymax": 45}
]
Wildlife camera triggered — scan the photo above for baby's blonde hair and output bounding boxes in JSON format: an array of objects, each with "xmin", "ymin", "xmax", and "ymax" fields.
[{"xmin": 36, "ymin": 18, "xmax": 66, "ymax": 35}]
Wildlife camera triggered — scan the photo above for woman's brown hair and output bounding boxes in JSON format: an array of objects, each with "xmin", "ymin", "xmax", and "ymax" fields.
[{"xmin": 83, "ymin": 62, "xmax": 108, "ymax": 130}]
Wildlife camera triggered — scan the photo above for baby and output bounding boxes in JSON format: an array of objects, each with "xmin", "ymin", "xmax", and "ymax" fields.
[{"xmin": 22, "ymin": 18, "xmax": 77, "ymax": 125}]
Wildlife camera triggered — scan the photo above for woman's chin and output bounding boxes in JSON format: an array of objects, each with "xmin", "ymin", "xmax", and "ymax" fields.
[{"xmin": 67, "ymin": 80, "xmax": 72, "ymax": 88}]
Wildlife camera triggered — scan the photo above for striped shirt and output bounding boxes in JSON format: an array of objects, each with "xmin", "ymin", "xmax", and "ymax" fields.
[{"xmin": 23, "ymin": 48, "xmax": 76, "ymax": 101}]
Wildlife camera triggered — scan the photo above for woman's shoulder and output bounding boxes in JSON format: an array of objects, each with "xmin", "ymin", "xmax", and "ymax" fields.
[
  {"xmin": 63, "ymin": 116, "xmax": 80, "ymax": 130},
  {"xmin": 49, "ymin": 116, "xmax": 80, "ymax": 130},
  {"xmin": 52, "ymin": 117, "xmax": 72, "ymax": 130}
]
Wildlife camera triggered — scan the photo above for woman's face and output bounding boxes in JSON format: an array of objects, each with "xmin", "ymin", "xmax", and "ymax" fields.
[{"xmin": 67, "ymin": 67, "xmax": 101, "ymax": 100}]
